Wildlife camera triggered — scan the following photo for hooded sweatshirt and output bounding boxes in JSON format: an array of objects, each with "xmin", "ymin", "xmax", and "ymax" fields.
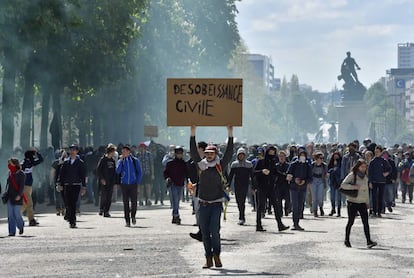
[
  {"xmin": 253, "ymin": 147, "xmax": 279, "ymax": 191},
  {"xmin": 228, "ymin": 148, "xmax": 253, "ymax": 189},
  {"xmin": 287, "ymin": 150, "xmax": 313, "ymax": 190}
]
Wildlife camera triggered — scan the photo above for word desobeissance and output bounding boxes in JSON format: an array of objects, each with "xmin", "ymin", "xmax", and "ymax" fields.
[{"xmin": 174, "ymin": 82, "xmax": 242, "ymax": 117}]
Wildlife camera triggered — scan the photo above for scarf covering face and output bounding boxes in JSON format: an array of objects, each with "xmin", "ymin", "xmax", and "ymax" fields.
[
  {"xmin": 8, "ymin": 164, "xmax": 17, "ymax": 174},
  {"xmin": 197, "ymin": 156, "xmax": 220, "ymax": 171}
]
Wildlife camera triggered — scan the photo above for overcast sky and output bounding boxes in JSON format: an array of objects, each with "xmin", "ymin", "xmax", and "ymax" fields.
[{"xmin": 236, "ymin": 0, "xmax": 414, "ymax": 92}]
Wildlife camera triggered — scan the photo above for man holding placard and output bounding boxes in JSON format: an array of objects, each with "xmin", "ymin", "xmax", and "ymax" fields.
[{"xmin": 189, "ymin": 125, "xmax": 233, "ymax": 269}]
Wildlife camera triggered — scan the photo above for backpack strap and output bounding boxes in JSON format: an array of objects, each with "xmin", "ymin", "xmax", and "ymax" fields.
[{"xmin": 131, "ymin": 156, "xmax": 139, "ymax": 178}]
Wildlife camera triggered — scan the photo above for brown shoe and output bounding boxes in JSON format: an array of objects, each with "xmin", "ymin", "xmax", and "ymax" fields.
[
  {"xmin": 213, "ymin": 254, "xmax": 222, "ymax": 268},
  {"xmin": 202, "ymin": 256, "xmax": 213, "ymax": 269}
]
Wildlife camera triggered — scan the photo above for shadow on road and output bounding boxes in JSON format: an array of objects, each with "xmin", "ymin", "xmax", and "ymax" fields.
[{"xmin": 209, "ymin": 268, "xmax": 288, "ymax": 276}]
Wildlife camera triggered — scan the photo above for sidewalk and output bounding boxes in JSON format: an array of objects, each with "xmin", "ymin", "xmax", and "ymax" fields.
[{"xmin": 0, "ymin": 198, "xmax": 413, "ymax": 277}]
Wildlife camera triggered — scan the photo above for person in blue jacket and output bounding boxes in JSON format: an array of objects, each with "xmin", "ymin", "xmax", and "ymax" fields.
[{"xmin": 116, "ymin": 145, "xmax": 142, "ymax": 227}]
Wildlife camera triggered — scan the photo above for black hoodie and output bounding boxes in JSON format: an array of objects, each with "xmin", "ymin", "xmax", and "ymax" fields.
[{"xmin": 253, "ymin": 148, "xmax": 279, "ymax": 191}]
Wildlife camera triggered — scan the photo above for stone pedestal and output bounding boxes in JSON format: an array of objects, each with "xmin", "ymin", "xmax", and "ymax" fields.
[{"xmin": 336, "ymin": 100, "xmax": 369, "ymax": 143}]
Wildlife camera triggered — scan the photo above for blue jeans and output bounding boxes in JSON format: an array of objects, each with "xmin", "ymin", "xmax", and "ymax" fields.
[
  {"xmin": 311, "ymin": 178, "xmax": 325, "ymax": 212},
  {"xmin": 199, "ymin": 203, "xmax": 223, "ymax": 257},
  {"xmin": 170, "ymin": 185, "xmax": 183, "ymax": 217},
  {"xmin": 384, "ymin": 183, "xmax": 394, "ymax": 208},
  {"xmin": 55, "ymin": 188, "xmax": 65, "ymax": 210},
  {"xmin": 329, "ymin": 185, "xmax": 342, "ymax": 209},
  {"xmin": 7, "ymin": 201, "xmax": 24, "ymax": 235},
  {"xmin": 290, "ymin": 188, "xmax": 306, "ymax": 227}
]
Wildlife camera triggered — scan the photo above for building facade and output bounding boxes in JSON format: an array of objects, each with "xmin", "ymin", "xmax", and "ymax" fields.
[
  {"xmin": 398, "ymin": 43, "xmax": 414, "ymax": 69},
  {"xmin": 245, "ymin": 53, "xmax": 280, "ymax": 92},
  {"xmin": 384, "ymin": 43, "xmax": 414, "ymax": 132}
]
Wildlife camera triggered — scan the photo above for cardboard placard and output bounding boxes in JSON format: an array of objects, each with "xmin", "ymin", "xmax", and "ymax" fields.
[
  {"xmin": 144, "ymin": 126, "xmax": 158, "ymax": 137},
  {"xmin": 167, "ymin": 78, "xmax": 243, "ymax": 126}
]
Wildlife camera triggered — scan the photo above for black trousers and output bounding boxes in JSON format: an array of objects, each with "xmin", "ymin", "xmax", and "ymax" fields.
[
  {"xmin": 92, "ymin": 176, "xmax": 100, "ymax": 206},
  {"xmin": 235, "ymin": 183, "xmax": 249, "ymax": 221},
  {"xmin": 345, "ymin": 201, "xmax": 371, "ymax": 243},
  {"xmin": 121, "ymin": 184, "xmax": 138, "ymax": 222},
  {"xmin": 100, "ymin": 184, "xmax": 114, "ymax": 213},
  {"xmin": 276, "ymin": 185, "xmax": 291, "ymax": 215},
  {"xmin": 256, "ymin": 187, "xmax": 284, "ymax": 229},
  {"xmin": 372, "ymin": 183, "xmax": 384, "ymax": 215},
  {"xmin": 64, "ymin": 185, "xmax": 81, "ymax": 225}
]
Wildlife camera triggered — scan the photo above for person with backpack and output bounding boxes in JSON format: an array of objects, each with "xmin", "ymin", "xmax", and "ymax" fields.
[
  {"xmin": 341, "ymin": 159, "xmax": 377, "ymax": 249},
  {"xmin": 188, "ymin": 141, "xmax": 208, "ymax": 242},
  {"xmin": 189, "ymin": 125, "xmax": 233, "ymax": 269},
  {"xmin": 96, "ymin": 144, "xmax": 117, "ymax": 217},
  {"xmin": 116, "ymin": 145, "xmax": 143, "ymax": 227}
]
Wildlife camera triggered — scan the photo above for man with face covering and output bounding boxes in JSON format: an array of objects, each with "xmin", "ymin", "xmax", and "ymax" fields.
[
  {"xmin": 190, "ymin": 125, "xmax": 233, "ymax": 269},
  {"xmin": 253, "ymin": 145, "xmax": 289, "ymax": 232},
  {"xmin": 287, "ymin": 149, "xmax": 313, "ymax": 231},
  {"xmin": 228, "ymin": 147, "xmax": 254, "ymax": 225}
]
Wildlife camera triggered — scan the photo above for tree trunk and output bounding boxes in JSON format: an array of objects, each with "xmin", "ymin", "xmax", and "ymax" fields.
[
  {"xmin": 134, "ymin": 89, "xmax": 144, "ymax": 142},
  {"xmin": 2, "ymin": 47, "xmax": 16, "ymax": 153},
  {"xmin": 50, "ymin": 86, "xmax": 62, "ymax": 150},
  {"xmin": 20, "ymin": 56, "xmax": 35, "ymax": 150},
  {"xmin": 40, "ymin": 86, "xmax": 50, "ymax": 150},
  {"xmin": 78, "ymin": 120, "xmax": 86, "ymax": 147},
  {"xmin": 92, "ymin": 106, "xmax": 102, "ymax": 147}
]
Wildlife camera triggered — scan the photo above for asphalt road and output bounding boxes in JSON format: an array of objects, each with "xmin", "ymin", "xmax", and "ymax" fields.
[{"xmin": 0, "ymin": 197, "xmax": 413, "ymax": 277}]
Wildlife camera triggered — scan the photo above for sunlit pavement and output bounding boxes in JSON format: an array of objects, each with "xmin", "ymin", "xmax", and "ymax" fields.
[{"xmin": 0, "ymin": 197, "xmax": 413, "ymax": 277}]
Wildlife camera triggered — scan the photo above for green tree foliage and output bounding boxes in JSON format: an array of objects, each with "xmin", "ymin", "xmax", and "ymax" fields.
[
  {"xmin": 182, "ymin": 0, "xmax": 240, "ymax": 77},
  {"xmin": 279, "ymin": 75, "xmax": 319, "ymax": 142},
  {"xmin": 364, "ymin": 82, "xmax": 412, "ymax": 144},
  {"xmin": 0, "ymin": 0, "xmax": 243, "ymax": 149}
]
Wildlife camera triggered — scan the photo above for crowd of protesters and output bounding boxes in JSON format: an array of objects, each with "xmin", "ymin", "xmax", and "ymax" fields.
[{"xmin": 2, "ymin": 134, "xmax": 414, "ymax": 267}]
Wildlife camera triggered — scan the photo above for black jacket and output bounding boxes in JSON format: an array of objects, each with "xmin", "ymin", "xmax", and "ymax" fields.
[
  {"xmin": 275, "ymin": 161, "xmax": 290, "ymax": 189},
  {"xmin": 190, "ymin": 136, "xmax": 234, "ymax": 201},
  {"xmin": 253, "ymin": 150, "xmax": 279, "ymax": 191},
  {"xmin": 96, "ymin": 155, "xmax": 117, "ymax": 186},
  {"xmin": 6, "ymin": 170, "xmax": 26, "ymax": 206},
  {"xmin": 385, "ymin": 158, "xmax": 397, "ymax": 184},
  {"xmin": 58, "ymin": 156, "xmax": 87, "ymax": 187},
  {"xmin": 287, "ymin": 160, "xmax": 313, "ymax": 190},
  {"xmin": 164, "ymin": 158, "xmax": 188, "ymax": 186}
]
